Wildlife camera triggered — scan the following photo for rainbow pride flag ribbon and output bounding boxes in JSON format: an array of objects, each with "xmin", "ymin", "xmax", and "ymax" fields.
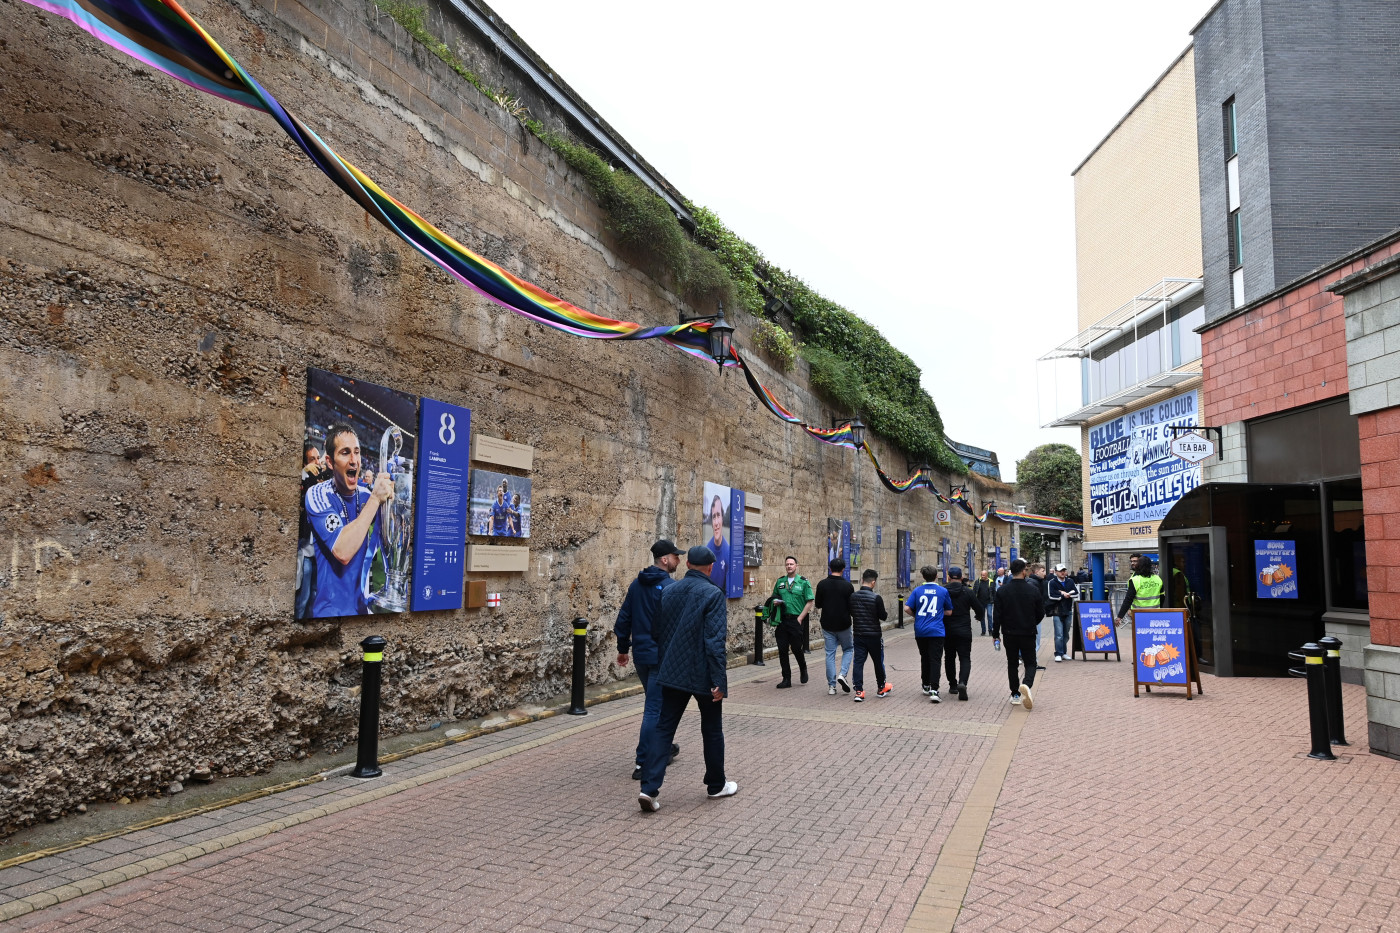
[{"xmin": 22, "ymin": 0, "xmax": 943, "ymax": 465}]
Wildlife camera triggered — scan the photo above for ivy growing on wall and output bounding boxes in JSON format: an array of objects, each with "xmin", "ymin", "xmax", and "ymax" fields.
[{"xmin": 370, "ymin": 0, "xmax": 963, "ymax": 473}]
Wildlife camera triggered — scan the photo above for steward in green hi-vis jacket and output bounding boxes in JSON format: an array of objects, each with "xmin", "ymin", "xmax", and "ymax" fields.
[{"xmin": 1116, "ymin": 557, "xmax": 1164, "ymax": 622}]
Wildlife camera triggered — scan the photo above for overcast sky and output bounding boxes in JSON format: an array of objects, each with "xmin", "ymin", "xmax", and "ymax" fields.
[{"xmin": 486, "ymin": 0, "xmax": 1209, "ymax": 481}]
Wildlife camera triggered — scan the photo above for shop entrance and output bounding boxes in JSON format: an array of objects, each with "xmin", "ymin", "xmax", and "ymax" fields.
[{"xmin": 1159, "ymin": 531, "xmax": 1222, "ymax": 673}]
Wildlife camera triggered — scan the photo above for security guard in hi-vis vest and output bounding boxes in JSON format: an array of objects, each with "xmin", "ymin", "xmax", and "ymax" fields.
[{"xmin": 1115, "ymin": 553, "xmax": 1164, "ymax": 625}]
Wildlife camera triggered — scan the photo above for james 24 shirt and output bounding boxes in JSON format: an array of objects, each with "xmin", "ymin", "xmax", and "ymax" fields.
[
  {"xmin": 305, "ymin": 478, "xmax": 381, "ymax": 617},
  {"xmin": 905, "ymin": 583, "xmax": 953, "ymax": 638}
]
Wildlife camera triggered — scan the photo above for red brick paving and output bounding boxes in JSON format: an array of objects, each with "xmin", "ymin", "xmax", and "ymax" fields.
[{"xmin": 8, "ymin": 634, "xmax": 1400, "ymax": 932}]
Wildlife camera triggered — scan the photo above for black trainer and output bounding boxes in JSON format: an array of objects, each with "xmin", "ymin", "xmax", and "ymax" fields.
[{"xmin": 776, "ymin": 680, "xmax": 792, "ymax": 689}]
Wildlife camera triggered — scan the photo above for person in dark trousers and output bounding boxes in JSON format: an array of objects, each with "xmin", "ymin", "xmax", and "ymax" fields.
[
  {"xmin": 1047, "ymin": 563, "xmax": 1079, "ymax": 663},
  {"xmin": 992, "ymin": 558, "xmax": 1044, "ymax": 710},
  {"xmin": 767, "ymin": 556, "xmax": 814, "ymax": 688},
  {"xmin": 615, "ymin": 539, "xmax": 683, "ymax": 780},
  {"xmin": 943, "ymin": 567, "xmax": 982, "ymax": 701},
  {"xmin": 904, "ymin": 565, "xmax": 952, "ymax": 700},
  {"xmin": 814, "ymin": 558, "xmax": 855, "ymax": 695},
  {"xmin": 1116, "ymin": 553, "xmax": 1164, "ymax": 623},
  {"xmin": 848, "ymin": 569, "xmax": 891, "ymax": 701},
  {"xmin": 972, "ymin": 571, "xmax": 993, "ymax": 636},
  {"xmin": 638, "ymin": 546, "xmax": 737, "ymax": 812},
  {"xmin": 1027, "ymin": 562, "xmax": 1048, "ymax": 670}
]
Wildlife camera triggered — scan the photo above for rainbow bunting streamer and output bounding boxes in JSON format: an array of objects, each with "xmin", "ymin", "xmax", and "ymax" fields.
[{"xmin": 22, "ymin": 0, "xmax": 978, "ymax": 490}]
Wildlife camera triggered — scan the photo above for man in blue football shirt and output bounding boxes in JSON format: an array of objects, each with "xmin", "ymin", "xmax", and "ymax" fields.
[
  {"xmin": 303, "ymin": 423, "xmax": 395, "ymax": 618},
  {"xmin": 904, "ymin": 565, "xmax": 953, "ymax": 703}
]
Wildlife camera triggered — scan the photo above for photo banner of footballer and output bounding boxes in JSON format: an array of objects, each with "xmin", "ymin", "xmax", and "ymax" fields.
[
  {"xmin": 701, "ymin": 482, "xmax": 732, "ymax": 592},
  {"xmin": 468, "ymin": 469, "xmax": 532, "ymax": 538},
  {"xmin": 297, "ymin": 369, "xmax": 419, "ymax": 619}
]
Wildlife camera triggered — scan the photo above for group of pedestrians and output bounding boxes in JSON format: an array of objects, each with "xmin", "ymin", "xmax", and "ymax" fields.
[{"xmin": 610, "ymin": 541, "xmax": 1076, "ymax": 813}]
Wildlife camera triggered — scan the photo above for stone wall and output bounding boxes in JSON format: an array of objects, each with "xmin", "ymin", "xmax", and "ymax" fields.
[{"xmin": 0, "ymin": 0, "xmax": 1009, "ymax": 831}]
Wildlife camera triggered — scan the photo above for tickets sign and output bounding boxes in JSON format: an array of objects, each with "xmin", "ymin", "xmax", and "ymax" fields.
[{"xmin": 1089, "ymin": 390, "xmax": 1201, "ymax": 527}]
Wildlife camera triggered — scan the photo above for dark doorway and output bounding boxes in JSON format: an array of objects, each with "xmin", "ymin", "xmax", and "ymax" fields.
[{"xmin": 1162, "ymin": 535, "xmax": 1213, "ymax": 671}]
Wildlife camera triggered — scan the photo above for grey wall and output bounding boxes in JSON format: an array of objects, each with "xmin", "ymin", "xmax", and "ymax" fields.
[
  {"xmin": 1194, "ymin": 0, "xmax": 1274, "ymax": 326},
  {"xmin": 1263, "ymin": 3, "xmax": 1400, "ymax": 285},
  {"xmin": 1195, "ymin": 0, "xmax": 1400, "ymax": 327}
]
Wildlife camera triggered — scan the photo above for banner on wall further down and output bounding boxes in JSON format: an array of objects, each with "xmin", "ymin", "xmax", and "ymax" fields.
[{"xmin": 1090, "ymin": 390, "xmax": 1201, "ymax": 527}]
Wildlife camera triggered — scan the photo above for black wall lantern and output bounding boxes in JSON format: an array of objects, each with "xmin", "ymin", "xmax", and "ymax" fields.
[{"xmin": 680, "ymin": 300, "xmax": 734, "ymax": 368}]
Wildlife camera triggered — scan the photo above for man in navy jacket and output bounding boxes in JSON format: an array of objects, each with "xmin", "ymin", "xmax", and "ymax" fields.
[
  {"xmin": 615, "ymin": 539, "xmax": 683, "ymax": 779},
  {"xmin": 637, "ymin": 546, "xmax": 738, "ymax": 811}
]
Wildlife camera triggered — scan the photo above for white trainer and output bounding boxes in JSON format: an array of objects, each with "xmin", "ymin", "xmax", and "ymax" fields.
[
  {"xmin": 707, "ymin": 781, "xmax": 739, "ymax": 799},
  {"xmin": 638, "ymin": 792, "xmax": 660, "ymax": 812}
]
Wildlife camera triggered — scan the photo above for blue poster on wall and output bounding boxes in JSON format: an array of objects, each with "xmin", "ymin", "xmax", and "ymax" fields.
[
  {"xmin": 876, "ymin": 526, "xmax": 882, "ymax": 545},
  {"xmin": 727, "ymin": 489, "xmax": 745, "ymax": 599},
  {"xmin": 1077, "ymin": 601, "xmax": 1118, "ymax": 654},
  {"xmin": 896, "ymin": 530, "xmax": 911, "ymax": 588},
  {"xmin": 840, "ymin": 521, "xmax": 852, "ymax": 581},
  {"xmin": 411, "ymin": 397, "xmax": 470, "ymax": 612},
  {"xmin": 1133, "ymin": 610, "xmax": 1188, "ymax": 685},
  {"xmin": 1255, "ymin": 540, "xmax": 1298, "ymax": 599}
]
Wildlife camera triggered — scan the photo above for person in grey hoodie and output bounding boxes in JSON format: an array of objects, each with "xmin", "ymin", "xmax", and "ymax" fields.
[
  {"xmin": 615, "ymin": 539, "xmax": 683, "ymax": 780},
  {"xmin": 637, "ymin": 546, "xmax": 738, "ymax": 812}
]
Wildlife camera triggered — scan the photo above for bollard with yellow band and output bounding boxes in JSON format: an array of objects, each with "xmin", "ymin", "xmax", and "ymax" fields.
[
  {"xmin": 352, "ymin": 635, "xmax": 387, "ymax": 778},
  {"xmin": 568, "ymin": 617, "xmax": 589, "ymax": 716},
  {"xmin": 1319, "ymin": 635, "xmax": 1348, "ymax": 746},
  {"xmin": 752, "ymin": 605, "xmax": 767, "ymax": 666},
  {"xmin": 1302, "ymin": 643, "xmax": 1336, "ymax": 761}
]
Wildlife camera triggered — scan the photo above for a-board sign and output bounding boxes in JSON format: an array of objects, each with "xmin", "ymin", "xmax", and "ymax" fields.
[
  {"xmin": 1131, "ymin": 609, "xmax": 1203, "ymax": 698},
  {"xmin": 1073, "ymin": 601, "xmax": 1120, "ymax": 660}
]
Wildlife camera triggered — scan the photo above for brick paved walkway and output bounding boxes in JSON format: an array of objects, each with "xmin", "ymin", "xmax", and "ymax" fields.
[{"xmin": 3, "ymin": 630, "xmax": 1397, "ymax": 932}]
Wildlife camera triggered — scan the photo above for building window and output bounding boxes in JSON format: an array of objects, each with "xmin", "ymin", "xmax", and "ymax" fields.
[
  {"xmin": 1225, "ymin": 98, "xmax": 1244, "ymax": 309},
  {"xmin": 1223, "ymin": 98, "xmax": 1238, "ymax": 158},
  {"xmin": 1080, "ymin": 296, "xmax": 1204, "ymax": 404},
  {"xmin": 1325, "ymin": 479, "xmax": 1367, "ymax": 612}
]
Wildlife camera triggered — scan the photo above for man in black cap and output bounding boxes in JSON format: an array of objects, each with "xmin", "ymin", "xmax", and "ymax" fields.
[
  {"xmin": 942, "ymin": 567, "xmax": 982, "ymax": 701},
  {"xmin": 616, "ymin": 539, "xmax": 684, "ymax": 780},
  {"xmin": 638, "ymin": 546, "xmax": 737, "ymax": 812}
]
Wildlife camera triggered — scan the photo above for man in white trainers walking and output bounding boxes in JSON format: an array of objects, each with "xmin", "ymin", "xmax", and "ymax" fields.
[{"xmin": 637, "ymin": 546, "xmax": 738, "ymax": 812}]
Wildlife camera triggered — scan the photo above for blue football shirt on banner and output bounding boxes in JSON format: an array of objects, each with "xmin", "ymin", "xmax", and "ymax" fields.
[{"xmin": 305, "ymin": 478, "xmax": 379, "ymax": 617}]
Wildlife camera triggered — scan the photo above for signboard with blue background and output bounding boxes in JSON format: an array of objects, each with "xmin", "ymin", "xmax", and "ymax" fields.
[
  {"xmin": 1133, "ymin": 610, "xmax": 1189, "ymax": 686},
  {"xmin": 1255, "ymin": 539, "xmax": 1298, "ymax": 599},
  {"xmin": 411, "ymin": 397, "xmax": 470, "ymax": 612},
  {"xmin": 1077, "ymin": 601, "xmax": 1118, "ymax": 655},
  {"xmin": 1090, "ymin": 389, "xmax": 1201, "ymax": 527},
  {"xmin": 727, "ymin": 489, "xmax": 745, "ymax": 599}
]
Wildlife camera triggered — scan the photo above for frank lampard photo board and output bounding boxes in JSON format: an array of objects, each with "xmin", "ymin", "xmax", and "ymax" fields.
[{"xmin": 296, "ymin": 369, "xmax": 418, "ymax": 619}]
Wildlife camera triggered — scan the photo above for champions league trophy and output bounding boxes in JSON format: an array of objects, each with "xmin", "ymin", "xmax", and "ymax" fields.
[{"xmin": 371, "ymin": 425, "xmax": 414, "ymax": 613}]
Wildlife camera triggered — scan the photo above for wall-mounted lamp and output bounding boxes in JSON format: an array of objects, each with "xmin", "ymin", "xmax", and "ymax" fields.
[{"xmin": 679, "ymin": 300, "xmax": 734, "ymax": 368}]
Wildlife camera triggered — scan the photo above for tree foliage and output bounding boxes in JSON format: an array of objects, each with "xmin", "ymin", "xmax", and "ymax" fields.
[{"xmin": 1015, "ymin": 443, "xmax": 1083, "ymax": 521}]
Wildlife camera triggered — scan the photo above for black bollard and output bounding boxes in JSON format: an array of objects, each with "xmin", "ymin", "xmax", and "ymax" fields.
[
  {"xmin": 568, "ymin": 617, "xmax": 588, "ymax": 716},
  {"xmin": 752, "ymin": 605, "xmax": 767, "ymax": 665},
  {"xmin": 351, "ymin": 635, "xmax": 386, "ymax": 779},
  {"xmin": 1303, "ymin": 643, "xmax": 1336, "ymax": 761},
  {"xmin": 1320, "ymin": 635, "xmax": 1348, "ymax": 745},
  {"xmin": 896, "ymin": 593, "xmax": 904, "ymax": 628}
]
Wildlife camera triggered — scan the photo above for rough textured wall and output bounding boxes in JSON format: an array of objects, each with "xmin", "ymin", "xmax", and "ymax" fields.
[{"xmin": 0, "ymin": 0, "xmax": 1009, "ymax": 833}]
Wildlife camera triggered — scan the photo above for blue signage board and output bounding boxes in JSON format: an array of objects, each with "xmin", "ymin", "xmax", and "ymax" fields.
[
  {"xmin": 1077, "ymin": 601, "xmax": 1118, "ymax": 655},
  {"xmin": 1254, "ymin": 539, "xmax": 1298, "ymax": 599},
  {"xmin": 727, "ymin": 489, "xmax": 745, "ymax": 599},
  {"xmin": 1133, "ymin": 610, "xmax": 1189, "ymax": 686},
  {"xmin": 1089, "ymin": 389, "xmax": 1200, "ymax": 527},
  {"xmin": 876, "ymin": 526, "xmax": 882, "ymax": 546},
  {"xmin": 840, "ymin": 521, "xmax": 852, "ymax": 581},
  {"xmin": 411, "ymin": 398, "xmax": 470, "ymax": 612},
  {"xmin": 994, "ymin": 546, "xmax": 1003, "ymax": 570}
]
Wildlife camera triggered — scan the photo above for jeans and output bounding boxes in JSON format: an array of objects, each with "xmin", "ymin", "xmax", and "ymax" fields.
[
  {"xmin": 633, "ymin": 662, "xmax": 665, "ymax": 766},
  {"xmin": 980, "ymin": 604, "xmax": 990, "ymax": 635},
  {"xmin": 915, "ymin": 635, "xmax": 945, "ymax": 690},
  {"xmin": 1053, "ymin": 613, "xmax": 1073, "ymax": 657},
  {"xmin": 852, "ymin": 635, "xmax": 886, "ymax": 691},
  {"xmin": 823, "ymin": 628, "xmax": 853, "ymax": 686},
  {"xmin": 1004, "ymin": 634, "xmax": 1037, "ymax": 695},
  {"xmin": 775, "ymin": 618, "xmax": 808, "ymax": 682},
  {"xmin": 640, "ymin": 686, "xmax": 725, "ymax": 797},
  {"xmin": 945, "ymin": 633, "xmax": 972, "ymax": 688}
]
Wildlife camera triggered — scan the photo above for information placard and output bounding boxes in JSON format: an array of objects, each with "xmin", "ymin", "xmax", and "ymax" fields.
[
  {"xmin": 1131, "ymin": 609, "xmax": 1202, "ymax": 698},
  {"xmin": 411, "ymin": 398, "xmax": 470, "ymax": 611},
  {"xmin": 727, "ymin": 489, "xmax": 746, "ymax": 599},
  {"xmin": 1074, "ymin": 601, "xmax": 1120, "ymax": 660}
]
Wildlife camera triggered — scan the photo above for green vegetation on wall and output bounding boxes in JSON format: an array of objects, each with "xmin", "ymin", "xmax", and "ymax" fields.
[{"xmin": 371, "ymin": 0, "xmax": 963, "ymax": 474}]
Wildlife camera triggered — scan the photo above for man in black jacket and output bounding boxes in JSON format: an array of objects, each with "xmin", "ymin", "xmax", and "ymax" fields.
[
  {"xmin": 972, "ymin": 571, "xmax": 993, "ymax": 636},
  {"xmin": 992, "ymin": 559, "xmax": 1043, "ymax": 710},
  {"xmin": 847, "ymin": 569, "xmax": 890, "ymax": 701},
  {"xmin": 943, "ymin": 568, "xmax": 983, "ymax": 701},
  {"xmin": 814, "ymin": 558, "xmax": 855, "ymax": 695}
]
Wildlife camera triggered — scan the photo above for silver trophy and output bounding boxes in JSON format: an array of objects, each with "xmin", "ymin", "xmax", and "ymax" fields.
[{"xmin": 371, "ymin": 425, "xmax": 414, "ymax": 613}]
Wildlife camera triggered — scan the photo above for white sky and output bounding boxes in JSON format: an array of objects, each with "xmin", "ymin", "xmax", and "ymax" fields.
[{"xmin": 486, "ymin": 0, "xmax": 1210, "ymax": 481}]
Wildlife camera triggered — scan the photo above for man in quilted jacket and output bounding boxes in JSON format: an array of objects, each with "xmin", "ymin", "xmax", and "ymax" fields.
[{"xmin": 637, "ymin": 546, "xmax": 739, "ymax": 812}]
